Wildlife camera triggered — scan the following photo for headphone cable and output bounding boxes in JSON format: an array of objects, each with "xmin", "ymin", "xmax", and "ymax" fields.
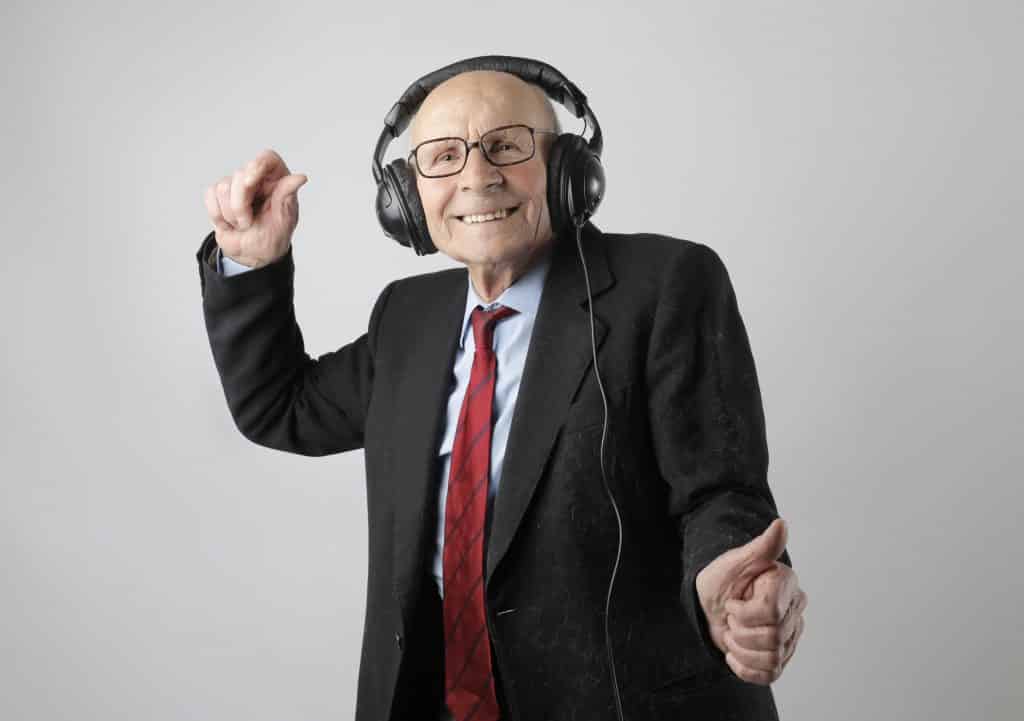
[{"xmin": 574, "ymin": 218, "xmax": 627, "ymax": 721}]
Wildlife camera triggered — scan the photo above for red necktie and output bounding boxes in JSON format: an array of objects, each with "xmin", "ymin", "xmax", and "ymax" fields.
[{"xmin": 443, "ymin": 304, "xmax": 519, "ymax": 721}]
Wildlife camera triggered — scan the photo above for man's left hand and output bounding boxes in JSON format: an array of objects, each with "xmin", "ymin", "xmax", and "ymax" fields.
[{"xmin": 695, "ymin": 518, "xmax": 808, "ymax": 685}]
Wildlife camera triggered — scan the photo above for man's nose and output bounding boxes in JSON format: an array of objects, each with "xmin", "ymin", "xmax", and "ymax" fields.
[{"xmin": 460, "ymin": 145, "xmax": 502, "ymax": 191}]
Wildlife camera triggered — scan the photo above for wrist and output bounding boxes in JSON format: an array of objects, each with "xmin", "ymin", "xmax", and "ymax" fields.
[
  {"xmin": 225, "ymin": 249, "xmax": 289, "ymax": 270},
  {"xmin": 223, "ymin": 252, "xmax": 258, "ymax": 268}
]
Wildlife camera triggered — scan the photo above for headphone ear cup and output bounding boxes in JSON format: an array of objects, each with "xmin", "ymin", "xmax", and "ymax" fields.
[
  {"xmin": 392, "ymin": 158, "xmax": 435, "ymax": 254},
  {"xmin": 576, "ymin": 148, "xmax": 605, "ymax": 224},
  {"xmin": 546, "ymin": 133, "xmax": 605, "ymax": 238},
  {"xmin": 375, "ymin": 164, "xmax": 408, "ymax": 247},
  {"xmin": 378, "ymin": 158, "xmax": 436, "ymax": 255},
  {"xmin": 545, "ymin": 133, "xmax": 575, "ymax": 239}
]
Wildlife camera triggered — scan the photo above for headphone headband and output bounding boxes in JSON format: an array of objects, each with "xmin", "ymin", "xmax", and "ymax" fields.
[{"xmin": 372, "ymin": 55, "xmax": 602, "ymax": 184}]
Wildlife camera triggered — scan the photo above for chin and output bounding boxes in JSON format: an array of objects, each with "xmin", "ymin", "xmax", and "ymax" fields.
[
  {"xmin": 433, "ymin": 210, "xmax": 548, "ymax": 266},
  {"xmin": 439, "ymin": 231, "xmax": 515, "ymax": 259},
  {"xmin": 453, "ymin": 241, "xmax": 523, "ymax": 267}
]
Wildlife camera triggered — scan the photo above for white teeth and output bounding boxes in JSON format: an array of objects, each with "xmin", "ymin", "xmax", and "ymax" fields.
[{"xmin": 461, "ymin": 207, "xmax": 513, "ymax": 224}]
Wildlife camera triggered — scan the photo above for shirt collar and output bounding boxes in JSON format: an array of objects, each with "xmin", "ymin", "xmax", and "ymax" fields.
[{"xmin": 458, "ymin": 249, "xmax": 553, "ymax": 349}]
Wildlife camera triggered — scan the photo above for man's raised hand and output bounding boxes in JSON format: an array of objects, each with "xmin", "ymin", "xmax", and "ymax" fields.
[
  {"xmin": 695, "ymin": 518, "xmax": 808, "ymax": 685},
  {"xmin": 203, "ymin": 148, "xmax": 308, "ymax": 269}
]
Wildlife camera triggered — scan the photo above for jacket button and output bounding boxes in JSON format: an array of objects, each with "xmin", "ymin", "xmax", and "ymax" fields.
[{"xmin": 395, "ymin": 632, "xmax": 403, "ymax": 650}]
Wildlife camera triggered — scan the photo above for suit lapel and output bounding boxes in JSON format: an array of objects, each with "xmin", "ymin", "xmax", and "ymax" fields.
[
  {"xmin": 485, "ymin": 221, "xmax": 615, "ymax": 590},
  {"xmin": 390, "ymin": 269, "xmax": 465, "ymax": 621}
]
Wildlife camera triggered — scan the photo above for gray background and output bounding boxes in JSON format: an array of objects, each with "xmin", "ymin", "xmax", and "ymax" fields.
[{"xmin": 3, "ymin": 0, "xmax": 1021, "ymax": 719}]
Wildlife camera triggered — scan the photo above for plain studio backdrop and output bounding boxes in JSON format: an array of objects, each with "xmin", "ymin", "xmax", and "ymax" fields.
[{"xmin": 3, "ymin": 1, "xmax": 1020, "ymax": 719}]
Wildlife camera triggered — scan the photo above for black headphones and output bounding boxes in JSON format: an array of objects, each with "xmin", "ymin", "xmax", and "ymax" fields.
[{"xmin": 372, "ymin": 55, "xmax": 606, "ymax": 255}]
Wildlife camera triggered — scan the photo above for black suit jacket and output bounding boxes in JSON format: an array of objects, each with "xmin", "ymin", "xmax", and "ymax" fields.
[{"xmin": 196, "ymin": 220, "xmax": 793, "ymax": 720}]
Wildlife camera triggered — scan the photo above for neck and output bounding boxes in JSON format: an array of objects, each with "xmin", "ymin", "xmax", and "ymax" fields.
[{"xmin": 468, "ymin": 243, "xmax": 552, "ymax": 303}]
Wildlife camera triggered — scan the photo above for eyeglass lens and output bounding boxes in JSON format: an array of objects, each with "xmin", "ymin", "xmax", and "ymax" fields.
[{"xmin": 415, "ymin": 125, "xmax": 535, "ymax": 177}]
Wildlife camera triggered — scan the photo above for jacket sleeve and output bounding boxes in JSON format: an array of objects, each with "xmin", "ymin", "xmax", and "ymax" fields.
[
  {"xmin": 196, "ymin": 230, "xmax": 395, "ymax": 456},
  {"xmin": 645, "ymin": 241, "xmax": 792, "ymax": 671}
]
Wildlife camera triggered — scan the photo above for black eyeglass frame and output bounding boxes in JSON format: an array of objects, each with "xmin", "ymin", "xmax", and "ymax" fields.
[{"xmin": 407, "ymin": 123, "xmax": 560, "ymax": 179}]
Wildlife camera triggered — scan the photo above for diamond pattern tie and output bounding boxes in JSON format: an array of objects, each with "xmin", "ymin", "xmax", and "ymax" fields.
[{"xmin": 443, "ymin": 303, "xmax": 519, "ymax": 721}]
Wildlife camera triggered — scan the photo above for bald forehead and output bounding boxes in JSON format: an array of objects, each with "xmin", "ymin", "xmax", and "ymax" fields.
[{"xmin": 409, "ymin": 70, "xmax": 558, "ymax": 145}]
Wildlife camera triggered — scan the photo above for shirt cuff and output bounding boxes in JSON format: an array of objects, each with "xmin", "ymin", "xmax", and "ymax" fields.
[{"xmin": 218, "ymin": 247, "xmax": 255, "ymax": 276}]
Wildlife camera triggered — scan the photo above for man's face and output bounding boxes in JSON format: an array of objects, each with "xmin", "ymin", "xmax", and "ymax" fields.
[{"xmin": 409, "ymin": 71, "xmax": 558, "ymax": 273}]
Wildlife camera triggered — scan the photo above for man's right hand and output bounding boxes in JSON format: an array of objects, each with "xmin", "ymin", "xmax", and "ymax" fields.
[{"xmin": 202, "ymin": 148, "xmax": 308, "ymax": 269}]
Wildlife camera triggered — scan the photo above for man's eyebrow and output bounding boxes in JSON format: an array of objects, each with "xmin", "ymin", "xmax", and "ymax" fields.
[
  {"xmin": 414, "ymin": 123, "xmax": 532, "ymax": 143},
  {"xmin": 411, "ymin": 134, "xmax": 462, "ymax": 153},
  {"xmin": 413, "ymin": 132, "xmax": 458, "ymax": 144}
]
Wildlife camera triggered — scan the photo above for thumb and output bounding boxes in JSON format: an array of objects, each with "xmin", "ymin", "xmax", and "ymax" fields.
[
  {"xmin": 706, "ymin": 518, "xmax": 789, "ymax": 590},
  {"xmin": 737, "ymin": 518, "xmax": 788, "ymax": 577},
  {"xmin": 271, "ymin": 173, "xmax": 308, "ymax": 216}
]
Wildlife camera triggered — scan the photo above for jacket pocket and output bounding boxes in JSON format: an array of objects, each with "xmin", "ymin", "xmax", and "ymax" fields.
[
  {"xmin": 649, "ymin": 666, "xmax": 729, "ymax": 696},
  {"xmin": 562, "ymin": 379, "xmax": 635, "ymax": 433}
]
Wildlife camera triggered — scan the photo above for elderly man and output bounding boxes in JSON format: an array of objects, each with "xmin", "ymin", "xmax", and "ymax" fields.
[{"xmin": 197, "ymin": 64, "xmax": 807, "ymax": 721}]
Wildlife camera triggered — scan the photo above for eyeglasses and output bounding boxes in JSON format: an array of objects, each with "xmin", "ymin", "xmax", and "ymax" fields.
[{"xmin": 408, "ymin": 123, "xmax": 559, "ymax": 178}]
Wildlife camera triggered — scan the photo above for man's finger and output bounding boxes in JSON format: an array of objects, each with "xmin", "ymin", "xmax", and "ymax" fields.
[
  {"xmin": 727, "ymin": 616, "xmax": 788, "ymax": 654},
  {"xmin": 781, "ymin": 613, "xmax": 804, "ymax": 670},
  {"xmin": 269, "ymin": 172, "xmax": 308, "ymax": 215},
  {"xmin": 723, "ymin": 629, "xmax": 784, "ymax": 677},
  {"xmin": 775, "ymin": 593, "xmax": 800, "ymax": 647},
  {"xmin": 724, "ymin": 650, "xmax": 776, "ymax": 686},
  {"xmin": 770, "ymin": 587, "xmax": 805, "ymax": 643},
  {"xmin": 728, "ymin": 584, "xmax": 805, "ymax": 640},
  {"xmin": 215, "ymin": 176, "xmax": 239, "ymax": 229},
  {"xmin": 724, "ymin": 591, "xmax": 787, "ymax": 627},
  {"xmin": 251, "ymin": 149, "xmax": 290, "ymax": 192},
  {"xmin": 232, "ymin": 150, "xmax": 290, "ymax": 230},
  {"xmin": 230, "ymin": 167, "xmax": 257, "ymax": 230},
  {"xmin": 204, "ymin": 184, "xmax": 233, "ymax": 234},
  {"xmin": 250, "ymin": 148, "xmax": 288, "ymax": 179}
]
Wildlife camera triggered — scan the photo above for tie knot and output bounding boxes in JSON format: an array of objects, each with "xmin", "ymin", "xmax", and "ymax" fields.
[{"xmin": 470, "ymin": 304, "xmax": 518, "ymax": 352}]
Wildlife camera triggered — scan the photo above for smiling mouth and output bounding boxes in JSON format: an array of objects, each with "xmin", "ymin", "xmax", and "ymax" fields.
[{"xmin": 456, "ymin": 205, "xmax": 521, "ymax": 224}]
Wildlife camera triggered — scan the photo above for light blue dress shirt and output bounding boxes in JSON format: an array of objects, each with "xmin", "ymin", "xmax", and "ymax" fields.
[
  {"xmin": 218, "ymin": 248, "xmax": 257, "ymax": 277},
  {"xmin": 431, "ymin": 250, "xmax": 551, "ymax": 599},
  {"xmin": 216, "ymin": 246, "xmax": 553, "ymax": 599}
]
